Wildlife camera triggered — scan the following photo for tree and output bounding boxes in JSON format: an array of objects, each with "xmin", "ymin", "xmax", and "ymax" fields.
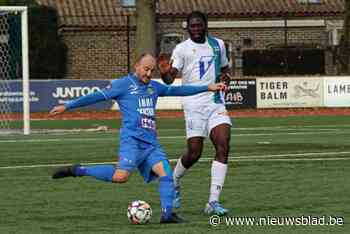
[
  {"xmin": 28, "ymin": 5, "xmax": 67, "ymax": 78},
  {"xmin": 135, "ymin": 0, "xmax": 156, "ymax": 59},
  {"xmin": 0, "ymin": 0, "xmax": 67, "ymax": 78},
  {"xmin": 337, "ymin": 0, "xmax": 350, "ymax": 74}
]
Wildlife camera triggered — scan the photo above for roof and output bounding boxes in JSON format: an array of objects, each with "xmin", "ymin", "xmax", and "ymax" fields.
[
  {"xmin": 158, "ymin": 0, "xmax": 344, "ymax": 18},
  {"xmin": 37, "ymin": 0, "xmax": 135, "ymax": 28},
  {"xmin": 36, "ymin": 0, "xmax": 345, "ymax": 28}
]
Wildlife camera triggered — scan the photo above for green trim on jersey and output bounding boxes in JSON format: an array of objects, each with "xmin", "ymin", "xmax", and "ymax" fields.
[{"xmin": 207, "ymin": 36, "xmax": 222, "ymax": 104}]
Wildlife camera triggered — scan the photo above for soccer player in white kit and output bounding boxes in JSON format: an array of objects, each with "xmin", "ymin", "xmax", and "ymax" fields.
[{"xmin": 158, "ymin": 11, "xmax": 232, "ymax": 216}]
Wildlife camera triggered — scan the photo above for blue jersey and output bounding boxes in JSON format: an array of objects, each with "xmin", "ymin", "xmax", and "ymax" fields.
[{"xmin": 65, "ymin": 73, "xmax": 209, "ymax": 144}]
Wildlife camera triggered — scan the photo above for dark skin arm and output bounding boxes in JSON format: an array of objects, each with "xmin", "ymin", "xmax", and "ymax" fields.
[{"xmin": 220, "ymin": 65, "xmax": 232, "ymax": 84}]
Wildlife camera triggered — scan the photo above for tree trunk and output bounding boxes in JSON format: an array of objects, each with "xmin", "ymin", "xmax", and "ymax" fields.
[
  {"xmin": 338, "ymin": 0, "xmax": 350, "ymax": 74},
  {"xmin": 135, "ymin": 0, "xmax": 156, "ymax": 61},
  {"xmin": 345, "ymin": 0, "xmax": 350, "ymax": 73}
]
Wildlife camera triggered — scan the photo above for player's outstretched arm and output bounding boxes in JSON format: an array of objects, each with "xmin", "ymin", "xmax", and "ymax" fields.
[
  {"xmin": 156, "ymin": 81, "xmax": 227, "ymax": 97},
  {"xmin": 49, "ymin": 91, "xmax": 107, "ymax": 116},
  {"xmin": 49, "ymin": 105, "xmax": 66, "ymax": 116}
]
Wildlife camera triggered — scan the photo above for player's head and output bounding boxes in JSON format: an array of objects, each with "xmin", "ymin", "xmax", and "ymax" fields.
[
  {"xmin": 186, "ymin": 11, "xmax": 208, "ymax": 43},
  {"xmin": 134, "ymin": 53, "xmax": 156, "ymax": 84}
]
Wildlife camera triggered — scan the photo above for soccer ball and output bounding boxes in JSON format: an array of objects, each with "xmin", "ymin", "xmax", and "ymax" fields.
[{"xmin": 127, "ymin": 200, "xmax": 152, "ymax": 224}]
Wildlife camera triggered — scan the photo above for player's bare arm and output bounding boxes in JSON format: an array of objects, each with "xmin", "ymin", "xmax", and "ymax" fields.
[
  {"xmin": 49, "ymin": 105, "xmax": 66, "ymax": 116},
  {"xmin": 158, "ymin": 53, "xmax": 178, "ymax": 85}
]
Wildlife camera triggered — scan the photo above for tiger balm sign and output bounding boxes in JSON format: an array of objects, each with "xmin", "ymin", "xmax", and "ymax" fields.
[{"xmin": 256, "ymin": 77, "xmax": 323, "ymax": 108}]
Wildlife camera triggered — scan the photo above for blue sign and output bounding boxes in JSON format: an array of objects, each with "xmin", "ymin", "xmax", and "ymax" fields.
[{"xmin": 0, "ymin": 80, "xmax": 113, "ymax": 112}]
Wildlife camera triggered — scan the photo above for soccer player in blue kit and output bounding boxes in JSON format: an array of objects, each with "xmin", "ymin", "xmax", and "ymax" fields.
[{"xmin": 49, "ymin": 53, "xmax": 226, "ymax": 224}]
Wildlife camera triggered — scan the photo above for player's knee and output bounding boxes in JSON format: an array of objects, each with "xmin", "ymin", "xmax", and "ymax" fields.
[
  {"xmin": 188, "ymin": 149, "xmax": 202, "ymax": 161},
  {"xmin": 215, "ymin": 144, "xmax": 229, "ymax": 163},
  {"xmin": 113, "ymin": 176, "xmax": 128, "ymax": 183},
  {"xmin": 217, "ymin": 143, "xmax": 230, "ymax": 155},
  {"xmin": 187, "ymin": 145, "xmax": 202, "ymax": 158},
  {"xmin": 162, "ymin": 160, "xmax": 173, "ymax": 177},
  {"xmin": 182, "ymin": 151, "xmax": 201, "ymax": 168},
  {"xmin": 112, "ymin": 173, "xmax": 129, "ymax": 183}
]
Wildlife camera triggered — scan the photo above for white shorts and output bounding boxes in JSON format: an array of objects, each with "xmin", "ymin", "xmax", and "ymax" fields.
[{"xmin": 184, "ymin": 103, "xmax": 232, "ymax": 139}]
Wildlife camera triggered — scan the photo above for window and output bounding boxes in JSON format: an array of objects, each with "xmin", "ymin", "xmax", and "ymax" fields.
[
  {"xmin": 297, "ymin": 0, "xmax": 322, "ymax": 4},
  {"xmin": 159, "ymin": 33, "xmax": 183, "ymax": 55},
  {"xmin": 120, "ymin": 0, "xmax": 135, "ymax": 8},
  {"xmin": 243, "ymin": 48, "xmax": 325, "ymax": 76}
]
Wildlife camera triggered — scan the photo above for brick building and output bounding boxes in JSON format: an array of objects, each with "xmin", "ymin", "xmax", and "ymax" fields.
[{"xmin": 37, "ymin": 0, "xmax": 345, "ymax": 79}]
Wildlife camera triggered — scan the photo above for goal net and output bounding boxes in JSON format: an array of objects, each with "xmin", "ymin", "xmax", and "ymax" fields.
[{"xmin": 0, "ymin": 7, "xmax": 29, "ymax": 135}]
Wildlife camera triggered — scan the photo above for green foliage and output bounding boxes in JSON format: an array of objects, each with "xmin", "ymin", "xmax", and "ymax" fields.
[{"xmin": 28, "ymin": 5, "xmax": 67, "ymax": 78}]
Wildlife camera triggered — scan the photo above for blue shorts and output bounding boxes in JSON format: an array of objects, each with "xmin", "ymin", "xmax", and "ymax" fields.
[{"xmin": 118, "ymin": 136, "xmax": 167, "ymax": 183}]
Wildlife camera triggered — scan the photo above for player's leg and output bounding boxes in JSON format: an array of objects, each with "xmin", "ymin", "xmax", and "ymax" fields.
[
  {"xmin": 151, "ymin": 160, "xmax": 185, "ymax": 223},
  {"xmin": 173, "ymin": 109, "xmax": 207, "ymax": 208},
  {"xmin": 204, "ymin": 104, "xmax": 232, "ymax": 216},
  {"xmin": 174, "ymin": 137, "xmax": 204, "ymax": 185},
  {"xmin": 52, "ymin": 164, "xmax": 117, "ymax": 181},
  {"xmin": 140, "ymin": 145, "xmax": 185, "ymax": 223},
  {"xmin": 52, "ymin": 137, "xmax": 137, "ymax": 183},
  {"xmin": 204, "ymin": 123, "xmax": 230, "ymax": 215},
  {"xmin": 172, "ymin": 137, "xmax": 204, "ymax": 208},
  {"xmin": 52, "ymin": 163, "xmax": 132, "ymax": 183}
]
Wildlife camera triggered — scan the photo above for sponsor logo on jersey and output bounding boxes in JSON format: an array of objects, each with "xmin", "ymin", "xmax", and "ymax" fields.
[
  {"xmin": 213, "ymin": 46, "xmax": 220, "ymax": 53},
  {"xmin": 138, "ymin": 97, "xmax": 155, "ymax": 116},
  {"xmin": 147, "ymin": 86, "xmax": 154, "ymax": 95},
  {"xmin": 199, "ymin": 56, "xmax": 214, "ymax": 79}
]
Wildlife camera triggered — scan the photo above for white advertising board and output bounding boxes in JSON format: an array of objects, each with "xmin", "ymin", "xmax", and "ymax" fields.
[
  {"xmin": 324, "ymin": 77, "xmax": 350, "ymax": 107},
  {"xmin": 257, "ymin": 77, "xmax": 323, "ymax": 108}
]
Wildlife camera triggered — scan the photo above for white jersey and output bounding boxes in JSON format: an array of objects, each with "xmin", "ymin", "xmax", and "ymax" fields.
[{"xmin": 171, "ymin": 36, "xmax": 229, "ymax": 106}]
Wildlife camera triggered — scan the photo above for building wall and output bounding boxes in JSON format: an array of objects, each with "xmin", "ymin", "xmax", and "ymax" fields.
[
  {"xmin": 208, "ymin": 27, "xmax": 330, "ymax": 76},
  {"xmin": 61, "ymin": 17, "xmax": 337, "ymax": 79},
  {"xmin": 62, "ymin": 30, "xmax": 135, "ymax": 79}
]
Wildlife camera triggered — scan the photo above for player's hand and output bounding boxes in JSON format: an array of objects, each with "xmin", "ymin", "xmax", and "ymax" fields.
[
  {"xmin": 158, "ymin": 53, "xmax": 172, "ymax": 75},
  {"xmin": 49, "ymin": 105, "xmax": 66, "ymax": 116},
  {"xmin": 220, "ymin": 72, "xmax": 232, "ymax": 84},
  {"xmin": 208, "ymin": 82, "xmax": 227, "ymax": 92}
]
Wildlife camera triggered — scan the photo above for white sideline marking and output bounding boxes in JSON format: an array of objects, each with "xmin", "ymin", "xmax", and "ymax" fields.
[
  {"xmin": 1, "ymin": 130, "xmax": 350, "ymax": 143},
  {"xmin": 1, "ymin": 151, "xmax": 350, "ymax": 170}
]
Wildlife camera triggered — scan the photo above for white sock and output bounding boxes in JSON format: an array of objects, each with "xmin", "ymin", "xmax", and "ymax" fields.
[
  {"xmin": 173, "ymin": 158, "xmax": 187, "ymax": 188},
  {"xmin": 209, "ymin": 160, "xmax": 228, "ymax": 203}
]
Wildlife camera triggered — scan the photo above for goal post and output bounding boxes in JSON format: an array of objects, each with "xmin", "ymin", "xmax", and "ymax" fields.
[{"xmin": 0, "ymin": 6, "xmax": 30, "ymax": 135}]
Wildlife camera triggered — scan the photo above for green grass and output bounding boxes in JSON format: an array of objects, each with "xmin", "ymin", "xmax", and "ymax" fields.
[{"xmin": 0, "ymin": 115, "xmax": 350, "ymax": 233}]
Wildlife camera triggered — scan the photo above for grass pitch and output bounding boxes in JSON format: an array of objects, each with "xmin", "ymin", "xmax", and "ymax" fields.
[{"xmin": 0, "ymin": 116, "xmax": 349, "ymax": 234}]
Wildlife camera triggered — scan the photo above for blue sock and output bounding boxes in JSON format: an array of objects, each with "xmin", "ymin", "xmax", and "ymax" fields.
[
  {"xmin": 159, "ymin": 175, "xmax": 175, "ymax": 219},
  {"xmin": 75, "ymin": 165, "xmax": 115, "ymax": 182}
]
